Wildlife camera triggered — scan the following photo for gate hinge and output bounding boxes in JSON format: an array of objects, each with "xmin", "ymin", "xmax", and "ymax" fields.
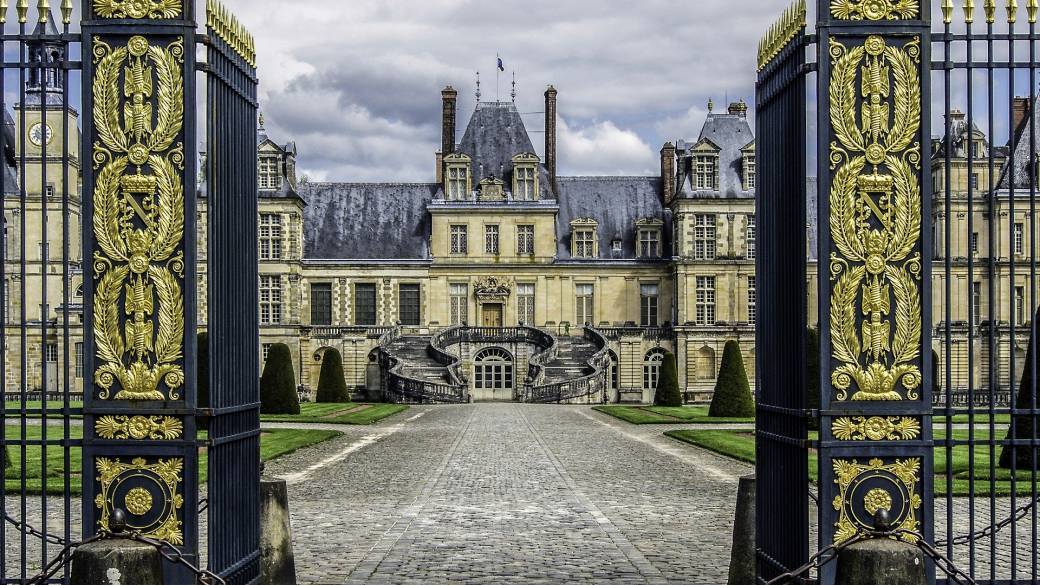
[{"xmin": 801, "ymin": 62, "xmax": 818, "ymax": 74}]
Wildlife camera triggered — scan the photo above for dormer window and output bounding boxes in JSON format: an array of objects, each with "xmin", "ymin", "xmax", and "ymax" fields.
[
  {"xmin": 744, "ymin": 155, "xmax": 756, "ymax": 190},
  {"xmin": 694, "ymin": 154, "xmax": 718, "ymax": 190},
  {"xmin": 258, "ymin": 155, "xmax": 280, "ymax": 190},
  {"xmin": 444, "ymin": 153, "xmax": 472, "ymax": 200},
  {"xmin": 635, "ymin": 218, "xmax": 664, "ymax": 258},
  {"xmin": 512, "ymin": 153, "xmax": 540, "ymax": 200},
  {"xmin": 570, "ymin": 219, "xmax": 598, "ymax": 258}
]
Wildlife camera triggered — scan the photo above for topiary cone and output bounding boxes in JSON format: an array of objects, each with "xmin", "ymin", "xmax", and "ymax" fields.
[
  {"xmin": 710, "ymin": 340, "xmax": 755, "ymax": 418},
  {"xmin": 654, "ymin": 351, "xmax": 682, "ymax": 407},
  {"xmin": 260, "ymin": 343, "xmax": 300, "ymax": 415},
  {"xmin": 316, "ymin": 348, "xmax": 350, "ymax": 403}
]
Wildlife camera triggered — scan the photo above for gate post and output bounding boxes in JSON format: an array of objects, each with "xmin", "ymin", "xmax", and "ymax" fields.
[
  {"xmin": 816, "ymin": 1, "xmax": 934, "ymax": 584},
  {"xmin": 80, "ymin": 0, "xmax": 200, "ymax": 580}
]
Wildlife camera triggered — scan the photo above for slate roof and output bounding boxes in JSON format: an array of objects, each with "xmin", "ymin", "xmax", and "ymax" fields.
[
  {"xmin": 555, "ymin": 176, "xmax": 670, "ymax": 261},
  {"xmin": 455, "ymin": 101, "xmax": 553, "ymax": 198},
  {"xmin": 300, "ymin": 182, "xmax": 436, "ymax": 260},
  {"xmin": 676, "ymin": 111, "xmax": 755, "ymax": 199},
  {"xmin": 2, "ymin": 111, "xmax": 18, "ymax": 194},
  {"xmin": 1000, "ymin": 98, "xmax": 1040, "ymax": 190}
]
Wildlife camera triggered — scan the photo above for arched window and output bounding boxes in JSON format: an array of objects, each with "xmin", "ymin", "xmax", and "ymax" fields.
[
  {"xmin": 608, "ymin": 350, "xmax": 619, "ymax": 389},
  {"xmin": 696, "ymin": 346, "xmax": 717, "ymax": 380},
  {"xmin": 643, "ymin": 348, "xmax": 666, "ymax": 389},
  {"xmin": 474, "ymin": 347, "xmax": 513, "ymax": 390}
]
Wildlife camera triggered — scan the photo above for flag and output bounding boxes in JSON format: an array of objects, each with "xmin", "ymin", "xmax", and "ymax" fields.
[{"xmin": 497, "ymin": 57, "xmax": 505, "ymax": 72}]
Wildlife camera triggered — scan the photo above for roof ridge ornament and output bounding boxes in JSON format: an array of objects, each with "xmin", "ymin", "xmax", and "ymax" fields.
[{"xmin": 475, "ymin": 71, "xmax": 481, "ymax": 103}]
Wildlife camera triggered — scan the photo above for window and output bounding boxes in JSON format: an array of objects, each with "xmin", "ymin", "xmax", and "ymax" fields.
[
  {"xmin": 259, "ymin": 214, "xmax": 283, "ymax": 260},
  {"xmin": 450, "ymin": 224, "xmax": 468, "ymax": 255},
  {"xmin": 609, "ymin": 352, "xmax": 619, "ymax": 389},
  {"xmin": 450, "ymin": 284, "xmax": 468, "ymax": 325},
  {"xmin": 694, "ymin": 214, "xmax": 716, "ymax": 260},
  {"xmin": 473, "ymin": 347, "xmax": 513, "ymax": 390},
  {"xmin": 574, "ymin": 230, "xmax": 596, "ymax": 258},
  {"xmin": 744, "ymin": 156, "xmax": 756, "ymax": 190},
  {"xmin": 746, "ymin": 215, "xmax": 757, "ymax": 260},
  {"xmin": 575, "ymin": 283, "xmax": 594, "ymax": 325},
  {"xmin": 310, "ymin": 283, "xmax": 332, "ymax": 326},
  {"xmin": 643, "ymin": 349, "xmax": 665, "ymax": 389},
  {"xmin": 970, "ymin": 173, "xmax": 979, "ymax": 190},
  {"xmin": 695, "ymin": 155, "xmax": 717, "ymax": 190},
  {"xmin": 39, "ymin": 303, "xmax": 49, "ymax": 321},
  {"xmin": 517, "ymin": 225, "xmax": 535, "ymax": 255},
  {"xmin": 696, "ymin": 276, "xmax": 716, "ymax": 325},
  {"xmin": 46, "ymin": 343, "xmax": 57, "ymax": 363},
  {"xmin": 638, "ymin": 230, "xmax": 660, "ymax": 258},
  {"xmin": 399, "ymin": 283, "xmax": 421, "ymax": 326},
  {"xmin": 258, "ymin": 155, "xmax": 280, "ymax": 190},
  {"xmin": 971, "ymin": 281, "xmax": 981, "ymax": 326},
  {"xmin": 485, "ymin": 225, "xmax": 500, "ymax": 255},
  {"xmin": 515, "ymin": 166, "xmax": 536, "ymax": 200},
  {"xmin": 1015, "ymin": 223, "xmax": 1025, "ymax": 256},
  {"xmin": 447, "ymin": 165, "xmax": 470, "ymax": 200},
  {"xmin": 640, "ymin": 284, "xmax": 659, "ymax": 327},
  {"xmin": 38, "ymin": 241, "xmax": 49, "ymax": 262},
  {"xmin": 748, "ymin": 276, "xmax": 757, "ymax": 325},
  {"xmin": 611, "ymin": 240, "xmax": 623, "ymax": 254},
  {"xmin": 259, "ymin": 275, "xmax": 282, "ymax": 324},
  {"xmin": 75, "ymin": 342, "xmax": 83, "ymax": 377},
  {"xmin": 262, "ymin": 343, "xmax": 272, "ymax": 362},
  {"xmin": 970, "ymin": 232, "xmax": 979, "ymax": 256},
  {"xmin": 354, "ymin": 283, "xmax": 377, "ymax": 325},
  {"xmin": 517, "ymin": 283, "xmax": 535, "ymax": 325},
  {"xmin": 1016, "ymin": 286, "xmax": 1026, "ymax": 325}
]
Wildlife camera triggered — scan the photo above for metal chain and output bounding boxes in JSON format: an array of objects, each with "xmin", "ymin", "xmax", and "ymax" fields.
[
  {"xmin": 25, "ymin": 532, "xmax": 107, "ymax": 585},
  {"xmin": 3, "ymin": 511, "xmax": 68, "ymax": 546},
  {"xmin": 198, "ymin": 497, "xmax": 209, "ymax": 514},
  {"xmin": 935, "ymin": 495, "xmax": 1039, "ymax": 547}
]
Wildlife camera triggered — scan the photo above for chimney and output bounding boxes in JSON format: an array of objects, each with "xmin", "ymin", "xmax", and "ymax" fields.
[
  {"xmin": 545, "ymin": 85, "xmax": 558, "ymax": 193},
  {"xmin": 661, "ymin": 142, "xmax": 676, "ymax": 206},
  {"xmin": 1013, "ymin": 97, "xmax": 1031, "ymax": 134},
  {"xmin": 728, "ymin": 99, "xmax": 748, "ymax": 118},
  {"xmin": 441, "ymin": 86, "xmax": 458, "ymax": 156}
]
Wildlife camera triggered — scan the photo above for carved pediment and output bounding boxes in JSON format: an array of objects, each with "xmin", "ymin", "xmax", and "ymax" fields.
[{"xmin": 474, "ymin": 276, "xmax": 511, "ymax": 301}]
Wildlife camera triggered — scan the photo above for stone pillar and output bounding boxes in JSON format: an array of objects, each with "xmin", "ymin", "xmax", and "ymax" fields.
[
  {"xmin": 71, "ymin": 538, "xmax": 162, "ymax": 585},
  {"xmin": 727, "ymin": 475, "xmax": 756, "ymax": 585},
  {"xmin": 835, "ymin": 539, "xmax": 926, "ymax": 585},
  {"xmin": 261, "ymin": 477, "xmax": 298, "ymax": 585},
  {"xmin": 544, "ymin": 85, "xmax": 557, "ymax": 193}
]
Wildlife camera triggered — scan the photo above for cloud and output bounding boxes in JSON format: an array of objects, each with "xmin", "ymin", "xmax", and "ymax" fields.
[{"xmin": 557, "ymin": 118, "xmax": 658, "ymax": 176}]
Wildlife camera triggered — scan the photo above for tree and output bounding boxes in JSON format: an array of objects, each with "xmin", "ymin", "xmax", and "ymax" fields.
[
  {"xmin": 2, "ymin": 445, "xmax": 10, "ymax": 472},
  {"xmin": 806, "ymin": 328, "xmax": 820, "ymax": 431},
  {"xmin": 1001, "ymin": 312, "xmax": 1039, "ymax": 470},
  {"xmin": 710, "ymin": 340, "xmax": 755, "ymax": 418},
  {"xmin": 197, "ymin": 332, "xmax": 210, "ymax": 430},
  {"xmin": 654, "ymin": 351, "xmax": 682, "ymax": 407},
  {"xmin": 316, "ymin": 348, "xmax": 350, "ymax": 403},
  {"xmin": 260, "ymin": 343, "xmax": 300, "ymax": 415}
]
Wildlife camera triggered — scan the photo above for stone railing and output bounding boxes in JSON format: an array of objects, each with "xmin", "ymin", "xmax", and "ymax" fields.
[
  {"xmin": 526, "ymin": 329, "xmax": 559, "ymax": 388},
  {"xmin": 595, "ymin": 325, "xmax": 676, "ymax": 342},
  {"xmin": 523, "ymin": 327, "xmax": 610, "ymax": 404},
  {"xmin": 376, "ymin": 325, "xmax": 469, "ymax": 404},
  {"xmin": 932, "ymin": 389, "xmax": 1012, "ymax": 409},
  {"xmin": 429, "ymin": 325, "xmax": 468, "ymax": 385}
]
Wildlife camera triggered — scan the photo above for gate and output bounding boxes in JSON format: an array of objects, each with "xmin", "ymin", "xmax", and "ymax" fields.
[
  {"xmin": 1, "ymin": 1, "xmax": 260, "ymax": 583},
  {"xmin": 757, "ymin": 1, "xmax": 1040, "ymax": 584}
]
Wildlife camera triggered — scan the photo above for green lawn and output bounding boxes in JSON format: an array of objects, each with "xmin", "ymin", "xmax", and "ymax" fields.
[
  {"xmin": 3, "ymin": 425, "xmax": 340, "ymax": 495},
  {"xmin": 665, "ymin": 429, "xmax": 1036, "ymax": 496},
  {"xmin": 260, "ymin": 402, "xmax": 408, "ymax": 425},
  {"xmin": 594, "ymin": 405, "xmax": 753, "ymax": 425}
]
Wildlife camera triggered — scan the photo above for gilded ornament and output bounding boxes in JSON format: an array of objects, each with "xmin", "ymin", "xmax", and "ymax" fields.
[
  {"xmin": 93, "ymin": 0, "xmax": 181, "ymax": 19},
  {"xmin": 206, "ymin": 0, "xmax": 256, "ymax": 67},
  {"xmin": 96, "ymin": 457, "xmax": 183, "ymax": 544},
  {"xmin": 91, "ymin": 35, "xmax": 186, "ymax": 401},
  {"xmin": 832, "ymin": 458, "xmax": 922, "ymax": 544},
  {"xmin": 832, "ymin": 416, "xmax": 921, "ymax": 440},
  {"xmin": 827, "ymin": 36, "xmax": 923, "ymax": 402},
  {"xmin": 95, "ymin": 415, "xmax": 183, "ymax": 440},
  {"xmin": 830, "ymin": 0, "xmax": 920, "ymax": 20},
  {"xmin": 124, "ymin": 487, "xmax": 153, "ymax": 515},
  {"xmin": 757, "ymin": 0, "xmax": 807, "ymax": 71}
]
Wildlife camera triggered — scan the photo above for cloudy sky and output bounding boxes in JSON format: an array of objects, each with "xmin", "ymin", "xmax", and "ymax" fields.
[{"xmin": 222, "ymin": 0, "xmax": 799, "ymax": 182}]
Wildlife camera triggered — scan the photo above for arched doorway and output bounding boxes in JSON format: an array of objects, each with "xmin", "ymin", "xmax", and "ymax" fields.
[
  {"xmin": 643, "ymin": 348, "xmax": 666, "ymax": 390},
  {"xmin": 472, "ymin": 347, "xmax": 514, "ymax": 401}
]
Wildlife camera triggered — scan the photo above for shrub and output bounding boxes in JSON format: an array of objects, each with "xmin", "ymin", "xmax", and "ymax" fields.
[
  {"xmin": 316, "ymin": 348, "xmax": 350, "ymax": 403},
  {"xmin": 260, "ymin": 343, "xmax": 300, "ymax": 415},
  {"xmin": 197, "ymin": 332, "xmax": 210, "ymax": 430},
  {"xmin": 806, "ymin": 327, "xmax": 820, "ymax": 430},
  {"xmin": 1001, "ymin": 313, "xmax": 1039, "ymax": 470},
  {"xmin": 654, "ymin": 351, "xmax": 682, "ymax": 407},
  {"xmin": 710, "ymin": 340, "xmax": 755, "ymax": 418},
  {"xmin": 2, "ymin": 445, "xmax": 10, "ymax": 471}
]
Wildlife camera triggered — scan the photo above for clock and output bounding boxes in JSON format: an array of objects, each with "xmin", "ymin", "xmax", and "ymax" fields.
[{"xmin": 29, "ymin": 123, "xmax": 52, "ymax": 147}]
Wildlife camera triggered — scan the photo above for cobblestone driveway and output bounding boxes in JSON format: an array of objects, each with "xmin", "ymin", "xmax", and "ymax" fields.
[{"xmin": 263, "ymin": 404, "xmax": 750, "ymax": 585}]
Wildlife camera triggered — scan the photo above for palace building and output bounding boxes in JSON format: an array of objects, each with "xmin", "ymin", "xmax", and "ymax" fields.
[{"xmin": 214, "ymin": 87, "xmax": 762, "ymax": 402}]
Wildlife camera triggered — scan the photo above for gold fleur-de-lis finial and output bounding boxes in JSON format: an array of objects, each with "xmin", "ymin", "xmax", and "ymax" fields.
[
  {"xmin": 1029, "ymin": 0, "xmax": 1038, "ymax": 22},
  {"xmin": 36, "ymin": 0, "xmax": 47, "ymax": 23},
  {"xmin": 942, "ymin": 0, "xmax": 955, "ymax": 22},
  {"xmin": 16, "ymin": 0, "xmax": 28, "ymax": 23},
  {"xmin": 60, "ymin": 0, "xmax": 70, "ymax": 23},
  {"xmin": 1009, "ymin": 0, "xmax": 1019, "ymax": 22},
  {"xmin": 985, "ymin": 0, "xmax": 997, "ymax": 21},
  {"xmin": 0, "ymin": 0, "xmax": 8, "ymax": 24},
  {"xmin": 964, "ymin": 0, "xmax": 975, "ymax": 23}
]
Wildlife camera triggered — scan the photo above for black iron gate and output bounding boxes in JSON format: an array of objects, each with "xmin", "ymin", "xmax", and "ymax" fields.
[
  {"xmin": 758, "ymin": 1, "xmax": 1040, "ymax": 584},
  {"xmin": 1, "ymin": 1, "xmax": 260, "ymax": 583}
]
